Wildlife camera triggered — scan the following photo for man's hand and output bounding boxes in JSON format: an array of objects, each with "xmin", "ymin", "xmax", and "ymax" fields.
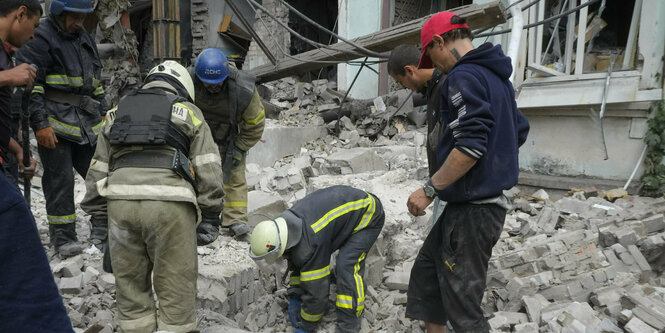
[
  {"xmin": 407, "ymin": 188, "xmax": 434, "ymax": 216},
  {"xmin": 36, "ymin": 126, "xmax": 58, "ymax": 148},
  {"xmin": 0, "ymin": 63, "xmax": 37, "ymax": 87},
  {"xmin": 17, "ymin": 156, "xmax": 37, "ymax": 180}
]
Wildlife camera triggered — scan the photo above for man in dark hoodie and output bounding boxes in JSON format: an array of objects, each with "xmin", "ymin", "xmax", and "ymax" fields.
[{"xmin": 405, "ymin": 11, "xmax": 529, "ymax": 333}]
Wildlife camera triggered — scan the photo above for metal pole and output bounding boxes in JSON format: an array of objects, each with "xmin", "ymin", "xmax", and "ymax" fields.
[
  {"xmin": 226, "ymin": 0, "xmax": 277, "ymax": 66},
  {"xmin": 335, "ymin": 57, "xmax": 368, "ymax": 135}
]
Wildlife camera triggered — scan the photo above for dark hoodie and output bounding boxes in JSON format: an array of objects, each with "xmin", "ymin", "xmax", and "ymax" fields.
[{"xmin": 436, "ymin": 43, "xmax": 529, "ymax": 203}]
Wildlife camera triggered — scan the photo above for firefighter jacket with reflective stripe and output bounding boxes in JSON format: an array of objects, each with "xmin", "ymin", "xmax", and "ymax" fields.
[
  {"xmin": 284, "ymin": 185, "xmax": 381, "ymax": 329},
  {"xmin": 81, "ymin": 81, "xmax": 224, "ymax": 222},
  {"xmin": 16, "ymin": 15, "xmax": 107, "ymax": 145},
  {"xmin": 193, "ymin": 68, "xmax": 265, "ymax": 152}
]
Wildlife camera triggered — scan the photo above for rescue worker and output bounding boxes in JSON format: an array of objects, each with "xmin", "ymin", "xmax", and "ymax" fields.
[
  {"xmin": 248, "ymin": 185, "xmax": 385, "ymax": 333},
  {"xmin": 192, "ymin": 48, "xmax": 265, "ymax": 244},
  {"xmin": 388, "ymin": 44, "xmax": 447, "ymax": 223},
  {"xmin": 81, "ymin": 60, "xmax": 224, "ymax": 333},
  {"xmin": 16, "ymin": 0, "xmax": 107, "ymax": 257}
]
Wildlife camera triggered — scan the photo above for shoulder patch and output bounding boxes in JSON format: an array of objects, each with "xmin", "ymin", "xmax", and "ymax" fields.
[{"xmin": 172, "ymin": 104, "xmax": 188, "ymax": 122}]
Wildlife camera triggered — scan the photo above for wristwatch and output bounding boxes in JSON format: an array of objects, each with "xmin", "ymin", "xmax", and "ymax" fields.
[{"xmin": 423, "ymin": 179, "xmax": 438, "ymax": 198}]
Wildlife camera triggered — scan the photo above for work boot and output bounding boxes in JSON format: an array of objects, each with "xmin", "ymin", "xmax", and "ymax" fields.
[
  {"xmin": 49, "ymin": 224, "xmax": 83, "ymax": 257},
  {"xmin": 197, "ymin": 212, "xmax": 221, "ymax": 246},
  {"xmin": 89, "ymin": 217, "xmax": 108, "ymax": 251},
  {"xmin": 227, "ymin": 222, "xmax": 250, "ymax": 237}
]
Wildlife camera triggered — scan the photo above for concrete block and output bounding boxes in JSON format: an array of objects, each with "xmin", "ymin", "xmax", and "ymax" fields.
[
  {"xmin": 493, "ymin": 311, "xmax": 528, "ymax": 325},
  {"xmin": 52, "ymin": 255, "xmax": 84, "ymax": 277},
  {"xmin": 522, "ymin": 294, "xmax": 550, "ymax": 323},
  {"xmin": 627, "ymin": 245, "xmax": 655, "ymax": 281},
  {"xmin": 365, "ymin": 255, "xmax": 386, "ymax": 287},
  {"xmin": 247, "ymin": 191, "xmax": 287, "ymax": 227},
  {"xmin": 59, "ymin": 275, "xmax": 83, "ymax": 294},
  {"xmin": 384, "ymin": 271, "xmax": 410, "ymax": 291},
  {"xmin": 246, "ymin": 123, "xmax": 326, "ymax": 167},
  {"xmin": 589, "ymin": 286, "xmax": 623, "ymax": 308},
  {"xmin": 555, "ymin": 197, "xmax": 591, "ymax": 215},
  {"xmin": 591, "ymin": 318, "xmax": 623, "ymax": 333},
  {"xmin": 624, "ymin": 317, "xmax": 658, "ymax": 333},
  {"xmin": 325, "ymin": 148, "xmax": 387, "ymax": 174},
  {"xmin": 82, "ymin": 266, "xmax": 100, "ymax": 284},
  {"xmin": 643, "ymin": 214, "xmax": 665, "ymax": 234},
  {"xmin": 514, "ymin": 322, "xmax": 539, "ymax": 333},
  {"xmin": 488, "ymin": 314, "xmax": 509, "ymax": 330}
]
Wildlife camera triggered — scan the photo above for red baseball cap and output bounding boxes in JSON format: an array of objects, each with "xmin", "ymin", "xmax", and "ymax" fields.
[{"xmin": 418, "ymin": 11, "xmax": 469, "ymax": 69}]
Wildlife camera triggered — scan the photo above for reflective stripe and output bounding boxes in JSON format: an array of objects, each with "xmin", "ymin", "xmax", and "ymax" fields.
[
  {"xmin": 246, "ymin": 109, "xmax": 265, "ymax": 125},
  {"xmin": 300, "ymin": 309, "xmax": 323, "ymax": 322},
  {"xmin": 47, "ymin": 213, "xmax": 77, "ymax": 224},
  {"xmin": 32, "ymin": 85, "xmax": 44, "ymax": 94},
  {"xmin": 48, "ymin": 116, "xmax": 81, "ymax": 137},
  {"xmin": 89, "ymin": 159, "xmax": 109, "ymax": 173},
  {"xmin": 93, "ymin": 86, "xmax": 105, "ymax": 96},
  {"xmin": 289, "ymin": 275, "xmax": 300, "ymax": 286},
  {"xmin": 353, "ymin": 194, "xmax": 375, "ymax": 233},
  {"xmin": 336, "ymin": 295, "xmax": 353, "ymax": 309},
  {"xmin": 354, "ymin": 252, "xmax": 366, "ymax": 317},
  {"xmin": 311, "ymin": 195, "xmax": 373, "ymax": 233},
  {"xmin": 300, "ymin": 265, "xmax": 330, "ymax": 282},
  {"xmin": 224, "ymin": 201, "xmax": 247, "ymax": 208},
  {"xmin": 97, "ymin": 178, "xmax": 196, "ymax": 200},
  {"xmin": 93, "ymin": 78, "xmax": 101, "ymax": 86},
  {"xmin": 193, "ymin": 153, "xmax": 221, "ymax": 166},
  {"xmin": 174, "ymin": 103, "xmax": 202, "ymax": 127},
  {"xmin": 45, "ymin": 74, "xmax": 83, "ymax": 87},
  {"xmin": 92, "ymin": 120, "xmax": 105, "ymax": 135}
]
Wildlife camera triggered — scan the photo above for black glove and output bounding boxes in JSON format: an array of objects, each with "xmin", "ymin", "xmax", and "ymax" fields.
[{"xmin": 197, "ymin": 212, "xmax": 221, "ymax": 246}]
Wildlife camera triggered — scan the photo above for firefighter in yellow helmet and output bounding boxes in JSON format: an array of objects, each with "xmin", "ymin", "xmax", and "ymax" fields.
[
  {"xmin": 81, "ymin": 60, "xmax": 224, "ymax": 332},
  {"xmin": 249, "ymin": 185, "xmax": 384, "ymax": 333}
]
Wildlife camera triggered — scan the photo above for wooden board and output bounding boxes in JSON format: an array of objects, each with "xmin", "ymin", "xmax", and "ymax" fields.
[{"xmin": 249, "ymin": 1, "xmax": 506, "ymax": 83}]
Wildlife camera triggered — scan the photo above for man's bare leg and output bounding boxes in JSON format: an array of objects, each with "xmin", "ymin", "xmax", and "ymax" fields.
[{"xmin": 425, "ymin": 322, "xmax": 447, "ymax": 333}]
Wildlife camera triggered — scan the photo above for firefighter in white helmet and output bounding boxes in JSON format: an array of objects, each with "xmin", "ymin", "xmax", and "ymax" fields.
[
  {"xmin": 249, "ymin": 185, "xmax": 384, "ymax": 333},
  {"xmin": 82, "ymin": 60, "xmax": 224, "ymax": 333}
]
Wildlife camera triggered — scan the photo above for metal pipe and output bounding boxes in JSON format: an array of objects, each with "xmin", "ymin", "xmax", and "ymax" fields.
[
  {"xmin": 624, "ymin": 145, "xmax": 647, "ymax": 191},
  {"xmin": 597, "ymin": 53, "xmax": 617, "ymax": 160},
  {"xmin": 507, "ymin": 0, "xmax": 524, "ymax": 83},
  {"xmin": 540, "ymin": 0, "xmax": 568, "ymax": 65},
  {"xmin": 226, "ymin": 0, "xmax": 277, "ymax": 65}
]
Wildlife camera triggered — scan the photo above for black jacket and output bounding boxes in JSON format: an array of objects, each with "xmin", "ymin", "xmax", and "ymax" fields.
[{"xmin": 16, "ymin": 16, "xmax": 107, "ymax": 145}]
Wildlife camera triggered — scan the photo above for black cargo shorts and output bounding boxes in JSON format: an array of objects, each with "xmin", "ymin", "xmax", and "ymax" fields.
[{"xmin": 405, "ymin": 202, "xmax": 505, "ymax": 331}]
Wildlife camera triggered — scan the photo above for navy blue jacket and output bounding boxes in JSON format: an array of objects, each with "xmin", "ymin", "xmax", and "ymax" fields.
[
  {"xmin": 0, "ymin": 171, "xmax": 74, "ymax": 332},
  {"xmin": 436, "ymin": 43, "xmax": 529, "ymax": 202}
]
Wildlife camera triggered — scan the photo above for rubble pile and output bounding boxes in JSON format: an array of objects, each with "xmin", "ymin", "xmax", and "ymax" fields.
[
  {"xmin": 261, "ymin": 78, "xmax": 424, "ymax": 139},
  {"xmin": 21, "ymin": 73, "xmax": 665, "ymax": 332}
]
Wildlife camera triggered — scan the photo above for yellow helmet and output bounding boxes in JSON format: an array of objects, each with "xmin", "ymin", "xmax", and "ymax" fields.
[
  {"xmin": 248, "ymin": 217, "xmax": 288, "ymax": 264},
  {"xmin": 147, "ymin": 60, "xmax": 196, "ymax": 102}
]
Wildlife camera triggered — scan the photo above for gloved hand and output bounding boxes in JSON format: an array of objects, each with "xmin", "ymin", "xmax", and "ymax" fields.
[
  {"xmin": 229, "ymin": 143, "xmax": 244, "ymax": 169},
  {"xmin": 222, "ymin": 143, "xmax": 244, "ymax": 183},
  {"xmin": 294, "ymin": 329, "xmax": 309, "ymax": 333},
  {"xmin": 36, "ymin": 126, "xmax": 58, "ymax": 149},
  {"xmin": 287, "ymin": 298, "xmax": 301, "ymax": 328},
  {"xmin": 197, "ymin": 212, "xmax": 221, "ymax": 246}
]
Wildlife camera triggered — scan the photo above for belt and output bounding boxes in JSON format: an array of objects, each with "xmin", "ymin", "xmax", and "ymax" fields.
[
  {"xmin": 44, "ymin": 88, "xmax": 88, "ymax": 108},
  {"xmin": 111, "ymin": 150, "xmax": 174, "ymax": 171}
]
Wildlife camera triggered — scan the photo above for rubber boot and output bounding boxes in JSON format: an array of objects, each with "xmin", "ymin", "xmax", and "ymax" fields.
[
  {"xmin": 89, "ymin": 217, "xmax": 108, "ymax": 251},
  {"xmin": 49, "ymin": 223, "xmax": 83, "ymax": 257}
]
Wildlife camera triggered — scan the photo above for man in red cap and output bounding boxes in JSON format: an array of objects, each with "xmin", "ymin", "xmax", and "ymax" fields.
[{"xmin": 405, "ymin": 11, "xmax": 530, "ymax": 332}]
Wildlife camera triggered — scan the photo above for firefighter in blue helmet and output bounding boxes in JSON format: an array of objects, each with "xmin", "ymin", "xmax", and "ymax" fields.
[
  {"xmin": 16, "ymin": 0, "xmax": 108, "ymax": 257},
  {"xmin": 192, "ymin": 48, "xmax": 265, "ymax": 244},
  {"xmin": 249, "ymin": 185, "xmax": 385, "ymax": 333}
]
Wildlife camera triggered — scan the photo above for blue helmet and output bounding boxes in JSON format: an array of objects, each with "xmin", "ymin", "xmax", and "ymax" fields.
[
  {"xmin": 195, "ymin": 48, "xmax": 230, "ymax": 85},
  {"xmin": 50, "ymin": 0, "xmax": 95, "ymax": 15}
]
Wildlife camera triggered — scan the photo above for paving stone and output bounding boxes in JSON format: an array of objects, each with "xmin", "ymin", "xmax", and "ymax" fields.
[
  {"xmin": 522, "ymin": 294, "xmax": 550, "ymax": 323},
  {"xmin": 384, "ymin": 271, "xmax": 409, "ymax": 291},
  {"xmin": 624, "ymin": 317, "xmax": 658, "ymax": 333},
  {"xmin": 59, "ymin": 275, "xmax": 83, "ymax": 294}
]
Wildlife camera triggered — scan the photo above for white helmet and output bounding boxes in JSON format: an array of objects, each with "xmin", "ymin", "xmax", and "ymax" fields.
[
  {"xmin": 248, "ymin": 217, "xmax": 288, "ymax": 264},
  {"xmin": 147, "ymin": 60, "xmax": 196, "ymax": 102}
]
